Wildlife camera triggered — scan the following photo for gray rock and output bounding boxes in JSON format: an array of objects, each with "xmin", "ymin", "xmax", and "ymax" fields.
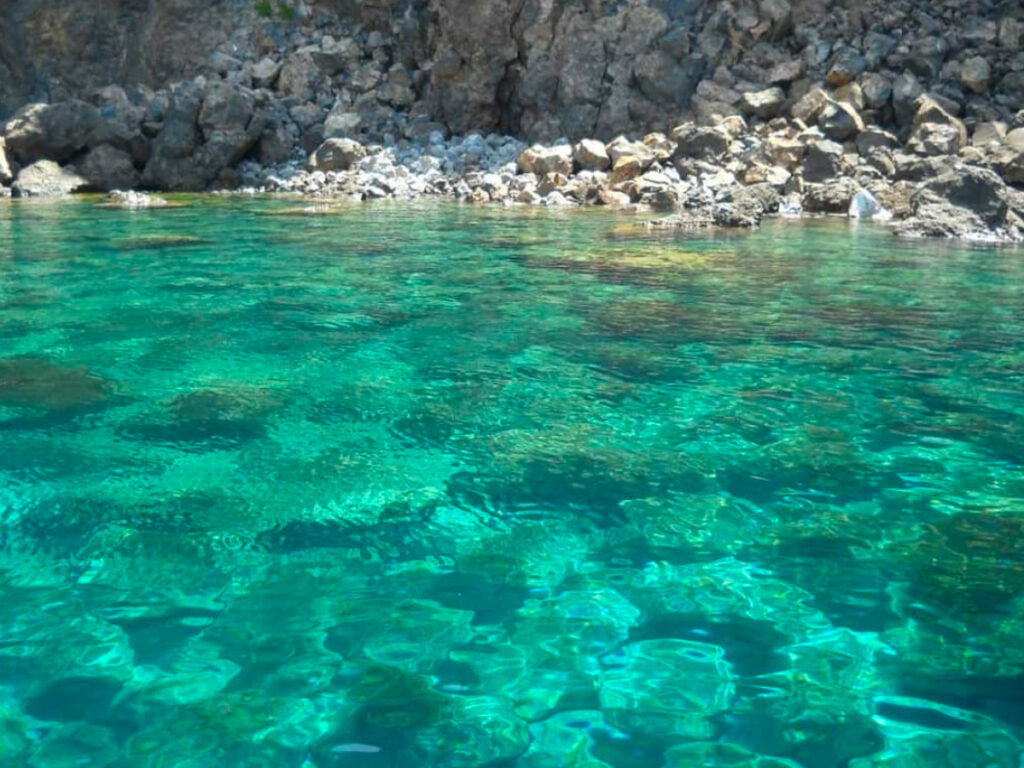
[
  {"xmin": 826, "ymin": 47, "xmax": 867, "ymax": 87},
  {"xmin": 861, "ymin": 73, "xmax": 893, "ymax": 110},
  {"xmin": 790, "ymin": 88, "xmax": 828, "ymax": 124},
  {"xmin": 856, "ymin": 127, "xmax": 898, "ymax": 156},
  {"xmin": 3, "ymin": 101, "xmax": 102, "ymax": 163},
  {"xmin": 892, "ymin": 73, "xmax": 924, "ymax": 126},
  {"xmin": 573, "ymin": 139, "xmax": 610, "ymax": 171},
  {"xmin": 75, "ymin": 144, "xmax": 140, "ymax": 190},
  {"xmin": 767, "ymin": 60, "xmax": 803, "ymax": 85},
  {"xmin": 11, "ymin": 160, "xmax": 88, "ymax": 197},
  {"xmin": 739, "ymin": 87, "xmax": 786, "ymax": 119},
  {"xmin": 306, "ymin": 138, "xmax": 367, "ymax": 172},
  {"xmin": 672, "ymin": 124, "xmax": 731, "ymax": 161},
  {"xmin": 803, "ymin": 139, "xmax": 845, "ymax": 183},
  {"xmin": 907, "ymin": 123, "xmax": 964, "ymax": 156},
  {"xmin": 960, "ymin": 57, "xmax": 992, "ymax": 95},
  {"xmin": 803, "ymin": 177, "xmax": 861, "ymax": 213},
  {"xmin": 820, "ymin": 101, "xmax": 865, "ymax": 141},
  {"xmin": 922, "ymin": 165, "xmax": 1012, "ymax": 225},
  {"xmin": 999, "ymin": 18, "xmax": 1024, "ymax": 49},
  {"xmin": 251, "ymin": 57, "xmax": 282, "ymax": 88},
  {"xmin": 972, "ymin": 122, "xmax": 1008, "ymax": 148}
]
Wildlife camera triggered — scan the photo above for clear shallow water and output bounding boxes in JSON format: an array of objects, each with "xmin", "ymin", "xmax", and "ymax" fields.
[{"xmin": 1, "ymin": 198, "xmax": 1023, "ymax": 768}]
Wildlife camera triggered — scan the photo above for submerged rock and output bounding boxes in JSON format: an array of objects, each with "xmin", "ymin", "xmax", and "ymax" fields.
[{"xmin": 0, "ymin": 358, "xmax": 108, "ymax": 410}]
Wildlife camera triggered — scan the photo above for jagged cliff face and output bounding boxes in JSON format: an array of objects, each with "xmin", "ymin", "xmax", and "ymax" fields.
[
  {"xmin": 0, "ymin": 0, "xmax": 798, "ymax": 138},
  {"xmin": 3, "ymin": 0, "xmax": 1023, "ymax": 141}
]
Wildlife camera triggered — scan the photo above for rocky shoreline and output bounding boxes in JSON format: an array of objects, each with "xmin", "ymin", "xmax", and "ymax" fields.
[
  {"xmin": 4, "ymin": 111, "xmax": 1024, "ymax": 244},
  {"xmin": 2, "ymin": 0, "xmax": 1024, "ymax": 242}
]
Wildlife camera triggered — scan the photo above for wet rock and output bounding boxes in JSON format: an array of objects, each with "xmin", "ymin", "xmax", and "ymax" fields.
[
  {"xmin": 11, "ymin": 160, "xmax": 89, "ymax": 197},
  {"xmin": 306, "ymin": 138, "xmax": 367, "ymax": 172},
  {"xmin": 2, "ymin": 101, "xmax": 102, "ymax": 163},
  {"xmin": 75, "ymin": 145, "xmax": 140, "ymax": 191},
  {"xmin": 103, "ymin": 190, "xmax": 170, "ymax": 209}
]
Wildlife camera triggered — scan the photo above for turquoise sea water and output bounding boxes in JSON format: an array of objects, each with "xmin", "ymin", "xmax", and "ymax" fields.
[{"xmin": 0, "ymin": 198, "xmax": 1023, "ymax": 767}]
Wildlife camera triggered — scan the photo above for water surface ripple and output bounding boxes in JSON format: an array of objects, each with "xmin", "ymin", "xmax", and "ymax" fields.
[{"xmin": 0, "ymin": 199, "xmax": 1023, "ymax": 767}]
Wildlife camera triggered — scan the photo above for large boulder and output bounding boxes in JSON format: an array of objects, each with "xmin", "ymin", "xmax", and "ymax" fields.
[
  {"xmin": 75, "ymin": 144, "xmax": 140, "ymax": 191},
  {"xmin": 919, "ymin": 165, "xmax": 1013, "ymax": 225},
  {"xmin": 2, "ymin": 101, "xmax": 102, "ymax": 163},
  {"xmin": 305, "ymin": 138, "xmax": 367, "ymax": 172},
  {"xmin": 573, "ymin": 139, "xmax": 610, "ymax": 171},
  {"xmin": 142, "ymin": 80, "xmax": 262, "ymax": 191},
  {"xmin": 90, "ymin": 85, "xmax": 150, "ymax": 164},
  {"xmin": 517, "ymin": 145, "xmax": 573, "ymax": 176},
  {"xmin": 141, "ymin": 82, "xmax": 203, "ymax": 190},
  {"xmin": 11, "ymin": 160, "xmax": 88, "ymax": 197}
]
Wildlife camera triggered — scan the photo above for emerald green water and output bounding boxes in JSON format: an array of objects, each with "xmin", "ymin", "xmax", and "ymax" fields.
[{"xmin": 1, "ymin": 199, "xmax": 1023, "ymax": 768}]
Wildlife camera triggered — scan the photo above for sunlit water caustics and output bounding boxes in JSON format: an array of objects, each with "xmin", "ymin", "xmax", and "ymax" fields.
[{"xmin": 1, "ymin": 198, "xmax": 1023, "ymax": 768}]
